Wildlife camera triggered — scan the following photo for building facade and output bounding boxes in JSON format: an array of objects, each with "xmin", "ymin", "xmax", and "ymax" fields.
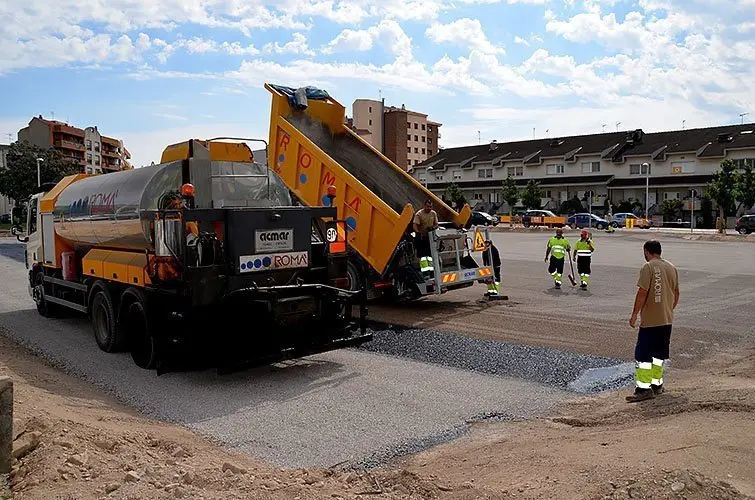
[
  {"xmin": 413, "ymin": 124, "xmax": 755, "ymax": 217},
  {"xmin": 18, "ymin": 117, "xmax": 131, "ymax": 174},
  {"xmin": 348, "ymin": 100, "xmax": 441, "ymax": 171}
]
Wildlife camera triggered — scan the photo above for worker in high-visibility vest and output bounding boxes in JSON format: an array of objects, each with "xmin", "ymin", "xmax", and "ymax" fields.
[
  {"xmin": 482, "ymin": 239, "xmax": 502, "ymax": 296},
  {"xmin": 573, "ymin": 230, "xmax": 595, "ymax": 289},
  {"xmin": 544, "ymin": 228, "xmax": 571, "ymax": 289}
]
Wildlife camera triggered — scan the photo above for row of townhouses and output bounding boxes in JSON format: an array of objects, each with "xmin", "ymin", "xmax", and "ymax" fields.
[{"xmin": 412, "ymin": 123, "xmax": 755, "ymax": 216}]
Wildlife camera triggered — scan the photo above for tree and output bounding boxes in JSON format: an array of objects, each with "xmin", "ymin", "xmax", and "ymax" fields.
[
  {"xmin": 444, "ymin": 182, "xmax": 466, "ymax": 210},
  {"xmin": 520, "ymin": 179, "xmax": 542, "ymax": 210},
  {"xmin": 701, "ymin": 195, "xmax": 714, "ymax": 228},
  {"xmin": 0, "ymin": 142, "xmax": 80, "ymax": 204},
  {"xmin": 707, "ymin": 159, "xmax": 737, "ymax": 232},
  {"xmin": 500, "ymin": 176, "xmax": 519, "ymax": 224},
  {"xmin": 734, "ymin": 164, "xmax": 755, "ymax": 214},
  {"xmin": 559, "ymin": 195, "xmax": 584, "ymax": 215},
  {"xmin": 661, "ymin": 199, "xmax": 683, "ymax": 221}
]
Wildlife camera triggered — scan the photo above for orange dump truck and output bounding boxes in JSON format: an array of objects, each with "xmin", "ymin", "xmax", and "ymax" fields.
[{"xmin": 265, "ymin": 83, "xmax": 496, "ymax": 300}]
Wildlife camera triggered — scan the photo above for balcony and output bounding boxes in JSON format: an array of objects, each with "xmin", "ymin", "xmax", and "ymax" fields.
[
  {"xmin": 102, "ymin": 149, "xmax": 119, "ymax": 158},
  {"xmin": 101, "ymin": 136, "xmax": 120, "ymax": 147},
  {"xmin": 54, "ymin": 139, "xmax": 85, "ymax": 151},
  {"xmin": 52, "ymin": 124, "xmax": 85, "ymax": 137}
]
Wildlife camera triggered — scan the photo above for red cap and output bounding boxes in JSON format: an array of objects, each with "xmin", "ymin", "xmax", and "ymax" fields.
[{"xmin": 581, "ymin": 229, "xmax": 588, "ymax": 237}]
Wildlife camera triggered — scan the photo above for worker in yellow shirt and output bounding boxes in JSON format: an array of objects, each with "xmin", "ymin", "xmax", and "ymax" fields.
[
  {"xmin": 544, "ymin": 228, "xmax": 571, "ymax": 289},
  {"xmin": 573, "ymin": 230, "xmax": 595, "ymax": 289}
]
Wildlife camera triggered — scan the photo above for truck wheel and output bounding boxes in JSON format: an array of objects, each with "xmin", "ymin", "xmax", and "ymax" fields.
[
  {"xmin": 345, "ymin": 260, "xmax": 362, "ymax": 293},
  {"xmin": 91, "ymin": 288, "xmax": 126, "ymax": 353},
  {"xmin": 121, "ymin": 292, "xmax": 157, "ymax": 370},
  {"xmin": 33, "ymin": 271, "xmax": 59, "ymax": 318}
]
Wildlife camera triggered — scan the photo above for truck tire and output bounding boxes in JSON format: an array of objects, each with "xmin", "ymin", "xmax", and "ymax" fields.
[
  {"xmin": 345, "ymin": 260, "xmax": 362, "ymax": 293},
  {"xmin": 120, "ymin": 289, "xmax": 157, "ymax": 370},
  {"xmin": 91, "ymin": 288, "xmax": 127, "ymax": 353},
  {"xmin": 33, "ymin": 271, "xmax": 59, "ymax": 318}
]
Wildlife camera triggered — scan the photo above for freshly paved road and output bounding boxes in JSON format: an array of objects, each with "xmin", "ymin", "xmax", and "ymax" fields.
[{"xmin": 371, "ymin": 230, "xmax": 755, "ymax": 367}]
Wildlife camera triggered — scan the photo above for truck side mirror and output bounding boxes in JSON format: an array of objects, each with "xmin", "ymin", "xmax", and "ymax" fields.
[{"xmin": 12, "ymin": 225, "xmax": 28, "ymax": 243}]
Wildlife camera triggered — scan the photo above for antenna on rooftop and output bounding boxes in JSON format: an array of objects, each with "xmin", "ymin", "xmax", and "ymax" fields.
[
  {"xmin": 602, "ymin": 123, "xmax": 607, "ymax": 133},
  {"xmin": 682, "ymin": 120, "xmax": 686, "ymax": 130},
  {"xmin": 532, "ymin": 127, "xmax": 535, "ymax": 139},
  {"xmin": 615, "ymin": 121, "xmax": 621, "ymax": 131},
  {"xmin": 478, "ymin": 130, "xmax": 481, "ymax": 144},
  {"xmin": 740, "ymin": 112, "xmax": 750, "ymax": 124},
  {"xmin": 545, "ymin": 128, "xmax": 549, "ymax": 138}
]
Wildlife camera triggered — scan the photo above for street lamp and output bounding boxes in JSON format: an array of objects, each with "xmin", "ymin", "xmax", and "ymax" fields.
[
  {"xmin": 642, "ymin": 162, "xmax": 650, "ymax": 220},
  {"xmin": 35, "ymin": 158, "xmax": 44, "ymax": 187},
  {"xmin": 425, "ymin": 166, "xmax": 433, "ymax": 189}
]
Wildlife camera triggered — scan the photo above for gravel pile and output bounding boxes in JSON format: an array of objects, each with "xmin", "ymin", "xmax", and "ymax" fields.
[{"xmin": 361, "ymin": 323, "xmax": 633, "ymax": 393}]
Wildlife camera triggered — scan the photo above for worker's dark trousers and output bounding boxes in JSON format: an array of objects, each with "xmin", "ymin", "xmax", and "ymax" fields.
[
  {"xmin": 576, "ymin": 256, "xmax": 591, "ymax": 285},
  {"xmin": 634, "ymin": 325, "xmax": 672, "ymax": 390},
  {"xmin": 548, "ymin": 256, "xmax": 565, "ymax": 284}
]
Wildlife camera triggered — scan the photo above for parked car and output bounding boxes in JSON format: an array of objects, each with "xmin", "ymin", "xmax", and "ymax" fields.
[
  {"xmin": 567, "ymin": 213, "xmax": 609, "ymax": 230},
  {"xmin": 610, "ymin": 212, "xmax": 650, "ymax": 228},
  {"xmin": 735, "ymin": 215, "xmax": 755, "ymax": 234},
  {"xmin": 466, "ymin": 211, "xmax": 499, "ymax": 228},
  {"xmin": 521, "ymin": 209, "xmax": 565, "ymax": 228},
  {"xmin": 0, "ymin": 214, "xmax": 11, "ymax": 224}
]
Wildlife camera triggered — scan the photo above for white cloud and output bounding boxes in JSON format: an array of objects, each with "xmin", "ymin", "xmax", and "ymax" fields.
[
  {"xmin": 263, "ymin": 33, "xmax": 315, "ymax": 56},
  {"xmin": 514, "ymin": 36, "xmax": 530, "ymax": 45},
  {"xmin": 426, "ymin": 18, "xmax": 506, "ymax": 55},
  {"xmin": 323, "ymin": 20, "xmax": 412, "ymax": 58}
]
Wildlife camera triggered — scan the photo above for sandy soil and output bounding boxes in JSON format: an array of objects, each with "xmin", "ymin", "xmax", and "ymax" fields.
[{"xmin": 2, "ymin": 333, "xmax": 754, "ymax": 500}]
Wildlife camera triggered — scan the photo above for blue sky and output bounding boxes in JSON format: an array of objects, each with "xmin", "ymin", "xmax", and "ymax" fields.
[{"xmin": 1, "ymin": 0, "xmax": 753, "ymax": 167}]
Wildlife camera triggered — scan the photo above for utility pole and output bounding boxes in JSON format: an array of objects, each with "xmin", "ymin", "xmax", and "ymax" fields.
[
  {"xmin": 602, "ymin": 124, "xmax": 607, "ymax": 133},
  {"xmin": 533, "ymin": 127, "xmax": 535, "ymax": 139},
  {"xmin": 36, "ymin": 158, "xmax": 44, "ymax": 187},
  {"xmin": 682, "ymin": 120, "xmax": 686, "ymax": 130},
  {"xmin": 642, "ymin": 162, "xmax": 650, "ymax": 220},
  {"xmin": 616, "ymin": 121, "xmax": 621, "ymax": 132},
  {"xmin": 478, "ymin": 130, "xmax": 481, "ymax": 145},
  {"xmin": 740, "ymin": 112, "xmax": 750, "ymax": 124}
]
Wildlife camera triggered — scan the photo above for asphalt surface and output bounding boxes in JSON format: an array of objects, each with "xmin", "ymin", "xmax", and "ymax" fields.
[
  {"xmin": 371, "ymin": 230, "xmax": 755, "ymax": 367},
  {"xmin": 1, "ymin": 232, "xmax": 750, "ymax": 469}
]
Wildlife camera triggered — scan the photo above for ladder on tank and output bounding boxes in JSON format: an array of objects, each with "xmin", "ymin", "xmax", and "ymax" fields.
[{"xmin": 425, "ymin": 226, "xmax": 496, "ymax": 295}]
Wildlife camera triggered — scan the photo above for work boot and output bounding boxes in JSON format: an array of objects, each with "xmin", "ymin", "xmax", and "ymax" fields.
[
  {"xmin": 625, "ymin": 389, "xmax": 655, "ymax": 403},
  {"xmin": 652, "ymin": 384, "xmax": 664, "ymax": 395},
  {"xmin": 555, "ymin": 281, "xmax": 561, "ymax": 289},
  {"xmin": 580, "ymin": 282, "xmax": 587, "ymax": 289}
]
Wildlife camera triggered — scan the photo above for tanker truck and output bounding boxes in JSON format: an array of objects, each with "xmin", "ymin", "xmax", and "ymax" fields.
[{"xmin": 12, "ymin": 139, "xmax": 370, "ymax": 373}]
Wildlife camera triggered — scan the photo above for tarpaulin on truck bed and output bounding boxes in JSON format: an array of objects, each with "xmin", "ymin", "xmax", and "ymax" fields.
[{"xmin": 268, "ymin": 84, "xmax": 331, "ymax": 110}]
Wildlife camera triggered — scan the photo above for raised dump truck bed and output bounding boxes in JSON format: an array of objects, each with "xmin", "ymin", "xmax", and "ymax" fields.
[
  {"xmin": 266, "ymin": 84, "xmax": 495, "ymax": 300},
  {"xmin": 266, "ymin": 84, "xmax": 471, "ymax": 277}
]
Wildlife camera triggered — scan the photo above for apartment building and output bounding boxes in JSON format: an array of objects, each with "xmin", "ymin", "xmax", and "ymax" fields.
[
  {"xmin": 413, "ymin": 123, "xmax": 755, "ymax": 215},
  {"xmin": 18, "ymin": 117, "xmax": 131, "ymax": 174},
  {"xmin": 348, "ymin": 100, "xmax": 442, "ymax": 171}
]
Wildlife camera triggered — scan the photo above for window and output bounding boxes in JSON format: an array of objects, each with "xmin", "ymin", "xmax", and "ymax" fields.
[
  {"xmin": 545, "ymin": 190, "xmax": 552, "ymax": 198},
  {"xmin": 422, "ymin": 148, "xmax": 426, "ymax": 154},
  {"xmin": 414, "ymin": 123, "xmax": 418, "ymax": 129},
  {"xmin": 422, "ymin": 124, "xmax": 426, "ymax": 130},
  {"xmin": 428, "ymin": 126, "xmax": 433, "ymax": 132},
  {"xmin": 428, "ymin": 149, "xmax": 434, "ymax": 155},
  {"xmin": 473, "ymin": 193, "xmax": 483, "ymax": 200},
  {"xmin": 407, "ymin": 134, "xmax": 411, "ymax": 141},
  {"xmin": 418, "ymin": 173, "xmax": 427, "ymax": 182},
  {"xmin": 630, "ymin": 164, "xmax": 651, "ymax": 175},
  {"xmin": 478, "ymin": 168, "xmax": 493, "ymax": 178},
  {"xmin": 369, "ymin": 119, "xmax": 372, "ymax": 126},
  {"xmin": 453, "ymin": 170, "xmax": 462, "ymax": 180},
  {"xmin": 663, "ymin": 192, "xmax": 680, "ymax": 200},
  {"xmin": 428, "ymin": 138, "xmax": 433, "ymax": 144},
  {"xmin": 369, "ymin": 106, "xmax": 372, "ymax": 113},
  {"xmin": 507, "ymin": 166, "xmax": 523, "ymax": 177},
  {"xmin": 28, "ymin": 200, "xmax": 38, "ymax": 235},
  {"xmin": 415, "ymin": 147, "xmax": 419, "ymax": 153},
  {"xmin": 733, "ymin": 158, "xmax": 755, "ymax": 169},
  {"xmin": 414, "ymin": 135, "xmax": 418, "ymax": 141},
  {"xmin": 86, "ymin": 152, "xmax": 92, "ymax": 162},
  {"xmin": 671, "ymin": 162, "xmax": 695, "ymax": 174},
  {"xmin": 422, "ymin": 136, "xmax": 426, "ymax": 142},
  {"xmin": 435, "ymin": 173, "xmax": 444, "ymax": 181},
  {"xmin": 86, "ymin": 140, "xmax": 91, "ymax": 150},
  {"xmin": 581, "ymin": 161, "xmax": 600, "ymax": 173},
  {"xmin": 408, "ymin": 147, "xmax": 411, "ymax": 153},
  {"xmin": 94, "ymin": 141, "xmax": 100, "ymax": 152},
  {"xmin": 546, "ymin": 164, "xmax": 565, "ymax": 175}
]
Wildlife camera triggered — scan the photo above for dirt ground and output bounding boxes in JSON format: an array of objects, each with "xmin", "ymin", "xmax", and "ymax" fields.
[{"xmin": 2, "ymin": 333, "xmax": 754, "ymax": 500}]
